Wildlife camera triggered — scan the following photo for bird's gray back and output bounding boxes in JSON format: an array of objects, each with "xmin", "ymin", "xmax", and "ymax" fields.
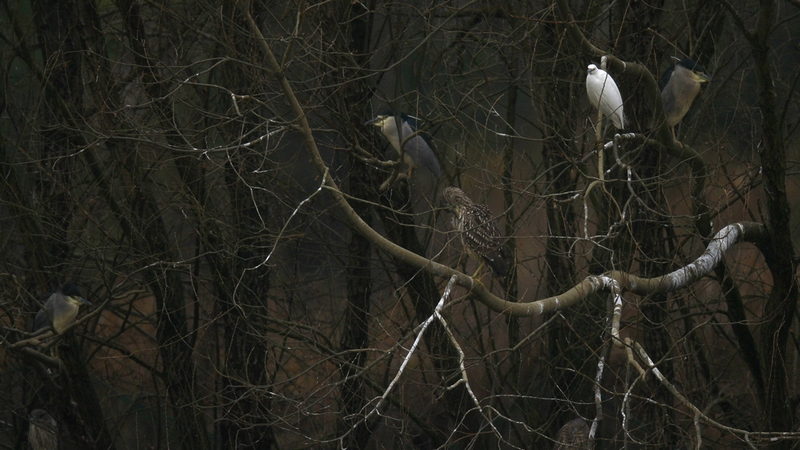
[
  {"xmin": 400, "ymin": 121, "xmax": 441, "ymax": 178},
  {"xmin": 33, "ymin": 308, "xmax": 50, "ymax": 332}
]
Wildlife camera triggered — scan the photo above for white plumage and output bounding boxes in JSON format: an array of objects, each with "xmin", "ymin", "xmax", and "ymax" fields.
[{"xmin": 586, "ymin": 64, "xmax": 625, "ymax": 129}]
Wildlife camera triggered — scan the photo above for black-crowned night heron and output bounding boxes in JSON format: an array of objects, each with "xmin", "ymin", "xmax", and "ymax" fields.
[
  {"xmin": 34, "ymin": 283, "xmax": 91, "ymax": 334},
  {"xmin": 365, "ymin": 112, "xmax": 442, "ymax": 179},
  {"xmin": 441, "ymin": 187, "xmax": 510, "ymax": 286},
  {"xmin": 28, "ymin": 409, "xmax": 58, "ymax": 450},
  {"xmin": 553, "ymin": 418, "xmax": 590, "ymax": 450},
  {"xmin": 659, "ymin": 57, "xmax": 711, "ymax": 128},
  {"xmin": 586, "ymin": 64, "xmax": 625, "ymax": 130}
]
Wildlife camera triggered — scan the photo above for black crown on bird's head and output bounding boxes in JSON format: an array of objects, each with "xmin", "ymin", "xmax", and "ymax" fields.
[
  {"xmin": 659, "ymin": 57, "xmax": 712, "ymax": 90},
  {"xmin": 59, "ymin": 282, "xmax": 82, "ymax": 298},
  {"xmin": 674, "ymin": 57, "xmax": 708, "ymax": 75},
  {"xmin": 672, "ymin": 56, "xmax": 711, "ymax": 80}
]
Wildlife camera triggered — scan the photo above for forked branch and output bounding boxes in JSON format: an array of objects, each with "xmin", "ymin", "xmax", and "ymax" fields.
[{"xmin": 241, "ymin": 4, "xmax": 769, "ymax": 324}]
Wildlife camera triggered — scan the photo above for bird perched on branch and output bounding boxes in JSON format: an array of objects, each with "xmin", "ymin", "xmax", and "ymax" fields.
[
  {"xmin": 28, "ymin": 409, "xmax": 58, "ymax": 450},
  {"xmin": 586, "ymin": 64, "xmax": 625, "ymax": 130},
  {"xmin": 365, "ymin": 112, "xmax": 442, "ymax": 179},
  {"xmin": 554, "ymin": 418, "xmax": 590, "ymax": 450},
  {"xmin": 659, "ymin": 57, "xmax": 711, "ymax": 128},
  {"xmin": 34, "ymin": 283, "xmax": 91, "ymax": 334},
  {"xmin": 441, "ymin": 187, "xmax": 510, "ymax": 286}
]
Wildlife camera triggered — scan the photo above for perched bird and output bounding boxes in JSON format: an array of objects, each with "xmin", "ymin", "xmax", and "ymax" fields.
[
  {"xmin": 659, "ymin": 57, "xmax": 711, "ymax": 128},
  {"xmin": 34, "ymin": 283, "xmax": 91, "ymax": 334},
  {"xmin": 441, "ymin": 187, "xmax": 510, "ymax": 286},
  {"xmin": 586, "ymin": 64, "xmax": 625, "ymax": 129},
  {"xmin": 365, "ymin": 112, "xmax": 442, "ymax": 179},
  {"xmin": 553, "ymin": 418, "xmax": 590, "ymax": 450},
  {"xmin": 28, "ymin": 409, "xmax": 58, "ymax": 450}
]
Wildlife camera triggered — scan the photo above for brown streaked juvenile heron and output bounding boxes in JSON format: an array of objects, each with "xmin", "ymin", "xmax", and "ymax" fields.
[
  {"xmin": 365, "ymin": 112, "xmax": 442, "ymax": 179},
  {"xmin": 34, "ymin": 283, "xmax": 91, "ymax": 334},
  {"xmin": 553, "ymin": 418, "xmax": 590, "ymax": 450},
  {"xmin": 28, "ymin": 409, "xmax": 58, "ymax": 450},
  {"xmin": 441, "ymin": 187, "xmax": 510, "ymax": 286},
  {"xmin": 659, "ymin": 57, "xmax": 711, "ymax": 128}
]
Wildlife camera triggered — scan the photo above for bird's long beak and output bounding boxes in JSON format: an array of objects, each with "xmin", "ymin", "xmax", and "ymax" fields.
[
  {"xmin": 688, "ymin": 67, "xmax": 712, "ymax": 83},
  {"xmin": 364, "ymin": 117, "xmax": 380, "ymax": 126},
  {"xmin": 77, "ymin": 297, "xmax": 92, "ymax": 306}
]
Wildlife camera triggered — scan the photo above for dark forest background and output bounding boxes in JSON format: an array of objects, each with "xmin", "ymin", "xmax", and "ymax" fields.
[{"xmin": 1, "ymin": 0, "xmax": 800, "ymax": 448}]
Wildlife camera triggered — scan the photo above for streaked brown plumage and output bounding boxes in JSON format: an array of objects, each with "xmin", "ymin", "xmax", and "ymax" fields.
[
  {"xmin": 554, "ymin": 418, "xmax": 590, "ymax": 450},
  {"xmin": 441, "ymin": 187, "xmax": 510, "ymax": 285},
  {"xmin": 28, "ymin": 409, "xmax": 58, "ymax": 450}
]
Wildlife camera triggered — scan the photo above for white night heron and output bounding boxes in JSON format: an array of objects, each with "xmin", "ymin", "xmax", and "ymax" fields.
[
  {"xmin": 365, "ymin": 112, "xmax": 442, "ymax": 179},
  {"xmin": 586, "ymin": 64, "xmax": 625, "ymax": 130}
]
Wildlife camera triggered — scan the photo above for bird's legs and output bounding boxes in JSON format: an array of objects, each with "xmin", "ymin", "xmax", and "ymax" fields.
[
  {"xmin": 469, "ymin": 261, "xmax": 488, "ymax": 288},
  {"xmin": 395, "ymin": 166, "xmax": 414, "ymax": 182},
  {"xmin": 471, "ymin": 261, "xmax": 486, "ymax": 279}
]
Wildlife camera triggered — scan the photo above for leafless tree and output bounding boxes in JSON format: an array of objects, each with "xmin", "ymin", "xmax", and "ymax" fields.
[{"xmin": 0, "ymin": 0, "xmax": 798, "ymax": 449}]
